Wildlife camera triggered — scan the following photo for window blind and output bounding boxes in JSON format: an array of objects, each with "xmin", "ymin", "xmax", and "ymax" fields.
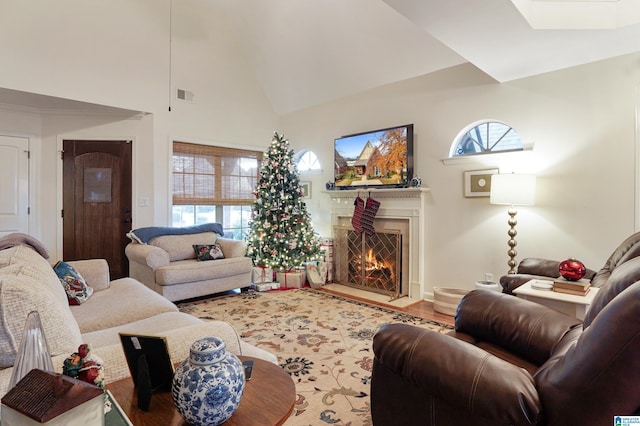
[{"xmin": 172, "ymin": 142, "xmax": 262, "ymax": 206}]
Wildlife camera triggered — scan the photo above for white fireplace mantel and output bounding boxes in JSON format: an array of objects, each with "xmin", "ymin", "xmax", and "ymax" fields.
[{"xmin": 323, "ymin": 187, "xmax": 430, "ymax": 300}]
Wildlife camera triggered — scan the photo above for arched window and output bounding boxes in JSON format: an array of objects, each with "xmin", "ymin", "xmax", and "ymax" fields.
[
  {"xmin": 295, "ymin": 149, "xmax": 321, "ymax": 172},
  {"xmin": 450, "ymin": 120, "xmax": 523, "ymax": 157}
]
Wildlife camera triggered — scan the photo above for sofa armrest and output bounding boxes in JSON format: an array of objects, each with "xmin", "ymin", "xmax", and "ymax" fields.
[
  {"xmin": 125, "ymin": 243, "xmax": 170, "ymax": 269},
  {"xmin": 500, "ymin": 273, "xmax": 550, "ymax": 294},
  {"xmin": 500, "ymin": 258, "xmax": 561, "ymax": 293},
  {"xmin": 372, "ymin": 323, "xmax": 541, "ymax": 424},
  {"xmin": 516, "ymin": 257, "xmax": 561, "ymax": 276},
  {"xmin": 455, "ymin": 290, "xmax": 583, "ymax": 366},
  {"xmin": 67, "ymin": 259, "xmax": 111, "ymax": 292},
  {"xmin": 217, "ymin": 238, "xmax": 247, "ymax": 259}
]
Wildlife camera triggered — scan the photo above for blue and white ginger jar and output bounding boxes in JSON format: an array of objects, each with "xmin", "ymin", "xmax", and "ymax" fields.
[{"xmin": 172, "ymin": 336, "xmax": 245, "ymax": 426}]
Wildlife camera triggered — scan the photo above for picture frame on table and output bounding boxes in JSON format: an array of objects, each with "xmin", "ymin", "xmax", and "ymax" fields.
[
  {"xmin": 464, "ymin": 169, "xmax": 498, "ymax": 197},
  {"xmin": 300, "ymin": 181, "xmax": 311, "ymax": 199}
]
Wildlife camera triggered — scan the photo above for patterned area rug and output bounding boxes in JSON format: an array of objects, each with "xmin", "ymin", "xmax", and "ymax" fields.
[{"xmin": 177, "ymin": 289, "xmax": 453, "ymax": 426}]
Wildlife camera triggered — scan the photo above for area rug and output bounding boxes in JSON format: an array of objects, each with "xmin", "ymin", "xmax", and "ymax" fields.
[{"xmin": 177, "ymin": 289, "xmax": 453, "ymax": 426}]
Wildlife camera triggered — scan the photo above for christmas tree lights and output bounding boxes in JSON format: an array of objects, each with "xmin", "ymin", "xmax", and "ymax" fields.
[{"xmin": 246, "ymin": 132, "xmax": 321, "ymax": 271}]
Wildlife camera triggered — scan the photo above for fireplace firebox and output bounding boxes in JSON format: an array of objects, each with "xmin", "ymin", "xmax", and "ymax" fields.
[{"xmin": 334, "ymin": 226, "xmax": 402, "ymax": 300}]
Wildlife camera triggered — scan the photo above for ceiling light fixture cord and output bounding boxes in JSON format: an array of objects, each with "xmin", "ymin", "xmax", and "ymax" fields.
[{"xmin": 168, "ymin": 0, "xmax": 172, "ymax": 112}]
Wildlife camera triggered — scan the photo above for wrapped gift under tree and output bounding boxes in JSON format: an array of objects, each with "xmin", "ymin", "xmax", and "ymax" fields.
[
  {"xmin": 276, "ymin": 268, "xmax": 306, "ymax": 289},
  {"xmin": 252, "ymin": 266, "xmax": 274, "ymax": 284}
]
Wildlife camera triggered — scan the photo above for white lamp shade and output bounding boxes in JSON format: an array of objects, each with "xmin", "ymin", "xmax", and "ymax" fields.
[{"xmin": 490, "ymin": 173, "xmax": 536, "ymax": 206}]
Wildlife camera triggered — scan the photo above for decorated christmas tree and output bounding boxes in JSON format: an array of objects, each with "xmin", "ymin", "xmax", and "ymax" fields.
[{"xmin": 246, "ymin": 132, "xmax": 321, "ymax": 271}]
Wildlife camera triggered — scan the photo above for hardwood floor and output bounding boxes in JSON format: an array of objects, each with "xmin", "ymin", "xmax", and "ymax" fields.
[
  {"xmin": 320, "ymin": 287, "xmax": 455, "ymax": 326},
  {"xmin": 403, "ymin": 299, "xmax": 455, "ymax": 326}
]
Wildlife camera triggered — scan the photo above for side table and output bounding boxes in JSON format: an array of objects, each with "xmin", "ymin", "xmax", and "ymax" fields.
[
  {"xmin": 513, "ymin": 279, "xmax": 599, "ymax": 320},
  {"xmin": 107, "ymin": 356, "xmax": 295, "ymax": 426}
]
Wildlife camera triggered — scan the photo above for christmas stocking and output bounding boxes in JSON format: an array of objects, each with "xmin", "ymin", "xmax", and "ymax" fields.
[
  {"xmin": 361, "ymin": 196, "xmax": 381, "ymax": 234},
  {"xmin": 352, "ymin": 195, "xmax": 365, "ymax": 233}
]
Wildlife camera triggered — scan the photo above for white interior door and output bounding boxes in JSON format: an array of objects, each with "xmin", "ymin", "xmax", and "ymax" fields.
[{"xmin": 0, "ymin": 135, "xmax": 29, "ymax": 236}]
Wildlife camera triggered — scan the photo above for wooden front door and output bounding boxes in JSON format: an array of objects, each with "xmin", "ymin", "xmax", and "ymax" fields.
[{"xmin": 63, "ymin": 140, "xmax": 132, "ymax": 279}]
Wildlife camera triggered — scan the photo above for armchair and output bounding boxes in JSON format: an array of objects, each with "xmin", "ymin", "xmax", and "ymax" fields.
[{"xmin": 372, "ymin": 231, "xmax": 640, "ymax": 425}]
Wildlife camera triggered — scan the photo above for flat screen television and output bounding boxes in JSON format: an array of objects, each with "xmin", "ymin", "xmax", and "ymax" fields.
[{"xmin": 334, "ymin": 124, "xmax": 413, "ymax": 189}]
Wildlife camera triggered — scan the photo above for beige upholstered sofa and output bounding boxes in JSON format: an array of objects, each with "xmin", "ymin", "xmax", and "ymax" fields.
[
  {"xmin": 126, "ymin": 229, "xmax": 253, "ymax": 302},
  {"xmin": 0, "ymin": 243, "xmax": 276, "ymax": 400}
]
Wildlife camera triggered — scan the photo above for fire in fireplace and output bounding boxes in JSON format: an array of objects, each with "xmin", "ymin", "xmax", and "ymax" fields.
[
  {"xmin": 334, "ymin": 226, "xmax": 402, "ymax": 299},
  {"xmin": 352, "ymin": 248, "xmax": 395, "ymax": 288}
]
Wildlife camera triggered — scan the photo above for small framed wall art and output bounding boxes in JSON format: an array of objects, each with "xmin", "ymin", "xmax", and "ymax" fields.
[
  {"xmin": 464, "ymin": 169, "xmax": 498, "ymax": 197},
  {"xmin": 300, "ymin": 181, "xmax": 311, "ymax": 199}
]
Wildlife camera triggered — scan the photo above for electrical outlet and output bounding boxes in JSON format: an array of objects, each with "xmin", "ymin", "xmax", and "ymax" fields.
[{"xmin": 139, "ymin": 197, "xmax": 150, "ymax": 207}]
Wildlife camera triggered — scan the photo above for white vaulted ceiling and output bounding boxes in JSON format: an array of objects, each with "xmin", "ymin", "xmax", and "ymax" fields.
[
  {"xmin": 212, "ymin": 0, "xmax": 640, "ymax": 114},
  {"xmin": 3, "ymin": 0, "xmax": 640, "ymax": 116}
]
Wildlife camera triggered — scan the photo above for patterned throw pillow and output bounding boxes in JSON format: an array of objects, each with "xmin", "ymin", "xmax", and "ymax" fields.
[
  {"xmin": 53, "ymin": 261, "xmax": 94, "ymax": 305},
  {"xmin": 193, "ymin": 244, "xmax": 225, "ymax": 261}
]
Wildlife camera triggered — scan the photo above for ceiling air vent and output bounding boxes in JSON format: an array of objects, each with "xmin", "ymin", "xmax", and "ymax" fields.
[{"xmin": 176, "ymin": 89, "xmax": 195, "ymax": 103}]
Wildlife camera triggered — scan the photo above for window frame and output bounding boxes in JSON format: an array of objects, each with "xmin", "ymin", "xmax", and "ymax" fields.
[
  {"xmin": 449, "ymin": 120, "xmax": 524, "ymax": 158},
  {"xmin": 294, "ymin": 149, "xmax": 322, "ymax": 174}
]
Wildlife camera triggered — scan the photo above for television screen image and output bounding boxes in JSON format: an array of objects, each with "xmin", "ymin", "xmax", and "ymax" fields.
[{"xmin": 334, "ymin": 124, "xmax": 413, "ymax": 189}]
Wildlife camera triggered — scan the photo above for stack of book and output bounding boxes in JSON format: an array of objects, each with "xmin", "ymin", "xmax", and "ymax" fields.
[{"xmin": 553, "ymin": 278, "xmax": 591, "ymax": 296}]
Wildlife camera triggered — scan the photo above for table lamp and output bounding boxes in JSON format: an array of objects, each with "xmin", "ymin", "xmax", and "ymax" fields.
[{"xmin": 490, "ymin": 173, "xmax": 536, "ymax": 274}]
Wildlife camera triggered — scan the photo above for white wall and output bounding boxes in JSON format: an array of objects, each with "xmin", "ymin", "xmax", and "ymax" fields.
[
  {"xmin": 281, "ymin": 54, "xmax": 640, "ymax": 298},
  {"xmin": 0, "ymin": 0, "xmax": 167, "ymax": 112},
  {"xmin": 0, "ymin": 0, "xmax": 278, "ymax": 256}
]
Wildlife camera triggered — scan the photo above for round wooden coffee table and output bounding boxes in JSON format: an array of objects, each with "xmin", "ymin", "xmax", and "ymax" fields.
[{"xmin": 107, "ymin": 356, "xmax": 295, "ymax": 425}]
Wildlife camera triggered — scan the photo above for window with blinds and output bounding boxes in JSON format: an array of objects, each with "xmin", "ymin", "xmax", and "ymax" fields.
[
  {"xmin": 172, "ymin": 142, "xmax": 262, "ymax": 205},
  {"xmin": 172, "ymin": 142, "xmax": 263, "ymax": 239}
]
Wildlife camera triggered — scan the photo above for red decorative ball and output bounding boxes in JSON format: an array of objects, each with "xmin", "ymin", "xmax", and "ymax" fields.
[{"xmin": 559, "ymin": 258, "xmax": 586, "ymax": 281}]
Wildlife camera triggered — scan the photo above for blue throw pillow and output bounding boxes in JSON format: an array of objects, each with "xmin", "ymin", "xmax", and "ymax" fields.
[{"xmin": 53, "ymin": 261, "xmax": 94, "ymax": 305}]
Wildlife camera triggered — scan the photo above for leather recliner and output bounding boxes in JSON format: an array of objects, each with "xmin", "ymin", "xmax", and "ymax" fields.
[
  {"xmin": 500, "ymin": 231, "xmax": 640, "ymax": 294},
  {"xmin": 371, "ymin": 232, "xmax": 640, "ymax": 425},
  {"xmin": 499, "ymin": 257, "xmax": 597, "ymax": 294}
]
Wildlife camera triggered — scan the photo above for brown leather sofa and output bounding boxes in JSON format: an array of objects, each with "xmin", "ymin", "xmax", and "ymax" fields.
[
  {"xmin": 371, "ymin": 232, "xmax": 640, "ymax": 425},
  {"xmin": 500, "ymin": 232, "xmax": 640, "ymax": 294},
  {"xmin": 499, "ymin": 257, "xmax": 597, "ymax": 294}
]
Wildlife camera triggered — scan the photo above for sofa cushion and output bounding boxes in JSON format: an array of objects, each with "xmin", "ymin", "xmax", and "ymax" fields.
[
  {"xmin": 583, "ymin": 256, "xmax": 640, "ymax": 327},
  {"xmin": 155, "ymin": 256, "xmax": 252, "ymax": 286},
  {"xmin": 81, "ymin": 311, "xmax": 204, "ymax": 348},
  {"xmin": 67, "ymin": 259, "xmax": 111, "ymax": 292},
  {"xmin": 150, "ymin": 232, "xmax": 219, "ymax": 262},
  {"xmin": 70, "ymin": 277, "xmax": 178, "ymax": 334},
  {"xmin": 0, "ymin": 244, "xmax": 39, "ymax": 269},
  {"xmin": 216, "ymin": 238, "xmax": 248, "ymax": 259},
  {"xmin": 0, "ymin": 246, "xmax": 68, "ymax": 308},
  {"xmin": 53, "ymin": 261, "xmax": 94, "ymax": 305},
  {"xmin": 0, "ymin": 263, "xmax": 83, "ymax": 367},
  {"xmin": 193, "ymin": 243, "xmax": 225, "ymax": 261}
]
